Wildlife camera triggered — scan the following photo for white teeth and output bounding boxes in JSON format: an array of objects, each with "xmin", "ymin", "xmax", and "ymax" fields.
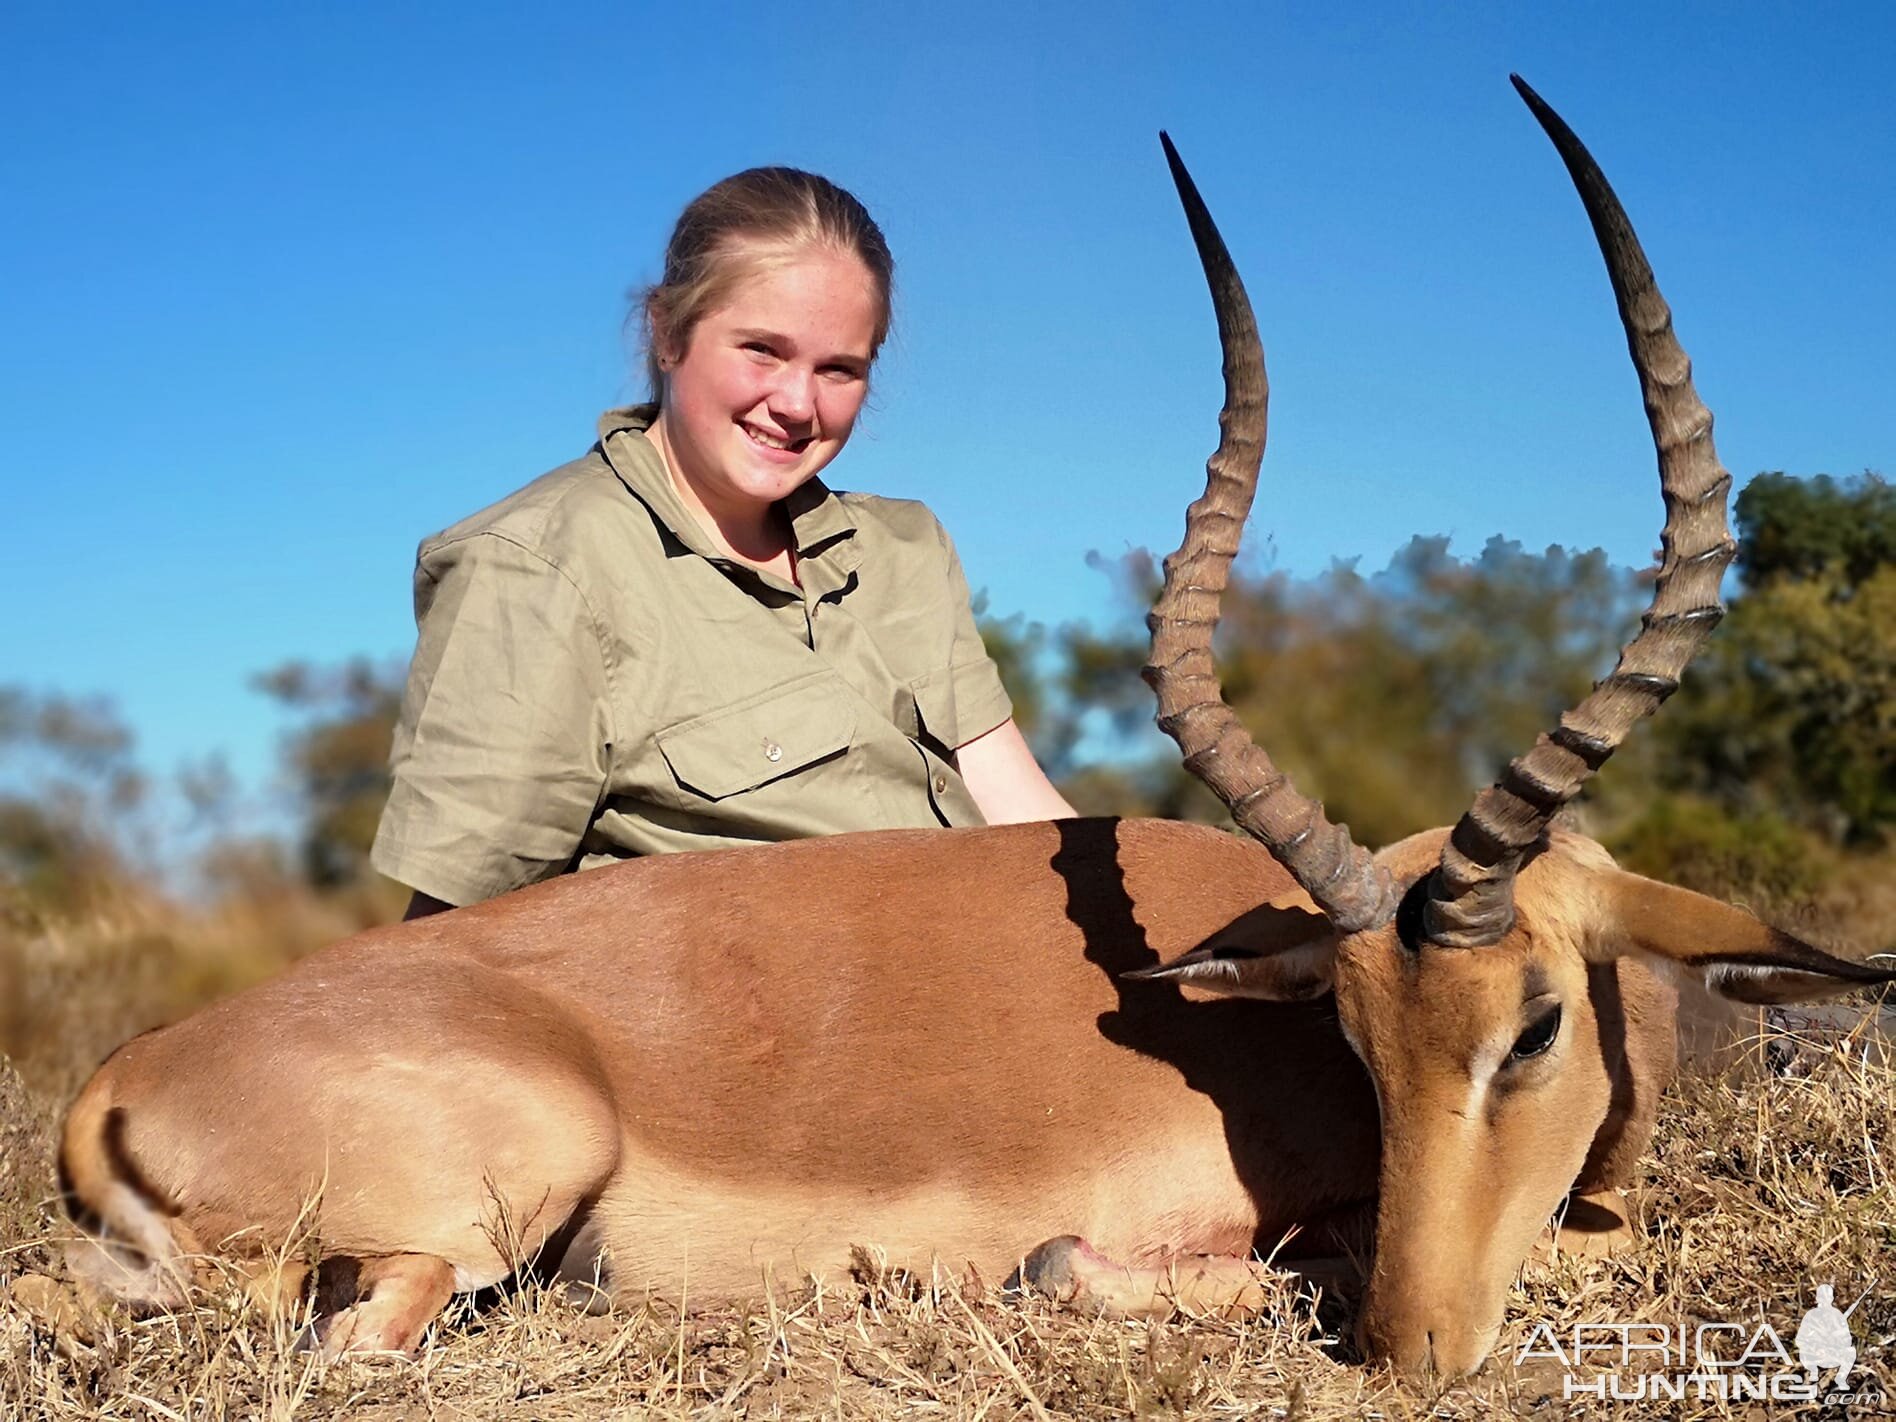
[{"xmin": 744, "ymin": 425, "xmax": 795, "ymax": 451}]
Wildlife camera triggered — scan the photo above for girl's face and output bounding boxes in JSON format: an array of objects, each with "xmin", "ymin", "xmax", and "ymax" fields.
[{"xmin": 654, "ymin": 247, "xmax": 879, "ymax": 524}]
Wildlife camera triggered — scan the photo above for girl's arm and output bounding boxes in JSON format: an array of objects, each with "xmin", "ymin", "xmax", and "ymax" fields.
[{"xmin": 955, "ymin": 718, "xmax": 1077, "ymax": 825}]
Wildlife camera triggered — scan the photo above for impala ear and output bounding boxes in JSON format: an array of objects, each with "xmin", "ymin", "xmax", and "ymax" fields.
[
  {"xmin": 1598, "ymin": 870, "xmax": 1896, "ymax": 1006},
  {"xmin": 1123, "ymin": 904, "xmax": 1337, "ymax": 1001}
]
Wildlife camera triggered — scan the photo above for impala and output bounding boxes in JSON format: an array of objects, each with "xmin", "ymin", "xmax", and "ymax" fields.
[{"xmin": 59, "ymin": 78, "xmax": 1893, "ymax": 1378}]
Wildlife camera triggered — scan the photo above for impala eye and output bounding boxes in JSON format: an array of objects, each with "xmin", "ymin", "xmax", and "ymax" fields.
[{"xmin": 1510, "ymin": 1003, "xmax": 1562, "ymax": 1061}]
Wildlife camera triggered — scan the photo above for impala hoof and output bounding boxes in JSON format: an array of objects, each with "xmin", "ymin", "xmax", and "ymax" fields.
[
  {"xmin": 1005, "ymin": 1236, "xmax": 1088, "ymax": 1303},
  {"xmin": 561, "ymin": 1278, "xmax": 613, "ymax": 1316}
]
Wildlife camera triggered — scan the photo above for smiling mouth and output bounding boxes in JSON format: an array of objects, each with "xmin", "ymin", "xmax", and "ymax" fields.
[{"xmin": 742, "ymin": 423, "xmax": 812, "ymax": 454}]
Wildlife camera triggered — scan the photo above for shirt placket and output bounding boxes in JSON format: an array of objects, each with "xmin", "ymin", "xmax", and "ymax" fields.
[{"xmin": 711, "ymin": 560, "xmax": 810, "ymax": 646}]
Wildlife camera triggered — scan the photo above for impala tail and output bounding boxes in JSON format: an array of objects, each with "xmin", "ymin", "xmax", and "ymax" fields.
[{"xmin": 59, "ymin": 1073, "xmax": 197, "ymax": 1309}]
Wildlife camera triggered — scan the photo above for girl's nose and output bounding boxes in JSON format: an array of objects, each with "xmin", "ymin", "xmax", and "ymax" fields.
[{"xmin": 769, "ymin": 368, "xmax": 816, "ymax": 424}]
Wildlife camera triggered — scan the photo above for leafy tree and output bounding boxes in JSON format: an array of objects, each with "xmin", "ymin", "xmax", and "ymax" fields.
[
  {"xmin": 1042, "ymin": 536, "xmax": 1641, "ymax": 844},
  {"xmin": 1735, "ymin": 471, "xmax": 1895, "ymax": 590},
  {"xmin": 252, "ymin": 658, "xmax": 404, "ymax": 888},
  {"xmin": 1644, "ymin": 471, "xmax": 1894, "ymax": 846},
  {"xmin": 0, "ymin": 688, "xmax": 143, "ymax": 912},
  {"xmin": 973, "ymin": 605, "xmax": 1061, "ymax": 758}
]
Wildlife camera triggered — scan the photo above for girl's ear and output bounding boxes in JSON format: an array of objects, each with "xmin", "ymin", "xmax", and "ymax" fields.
[
  {"xmin": 1597, "ymin": 870, "xmax": 1895, "ymax": 1006},
  {"xmin": 647, "ymin": 301, "xmax": 682, "ymax": 376},
  {"xmin": 1123, "ymin": 905, "xmax": 1338, "ymax": 1002}
]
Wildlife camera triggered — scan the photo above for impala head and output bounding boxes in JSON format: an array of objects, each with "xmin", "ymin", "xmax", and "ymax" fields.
[{"xmin": 1140, "ymin": 77, "xmax": 1896, "ymax": 1379}]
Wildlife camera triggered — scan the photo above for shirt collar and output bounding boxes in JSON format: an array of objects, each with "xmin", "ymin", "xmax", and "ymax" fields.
[{"xmin": 596, "ymin": 405, "xmax": 858, "ymax": 561}]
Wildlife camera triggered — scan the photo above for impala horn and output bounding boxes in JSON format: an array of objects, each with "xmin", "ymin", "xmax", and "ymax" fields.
[
  {"xmin": 1144, "ymin": 133, "xmax": 1398, "ymax": 934},
  {"xmin": 1422, "ymin": 76, "xmax": 1738, "ymax": 948}
]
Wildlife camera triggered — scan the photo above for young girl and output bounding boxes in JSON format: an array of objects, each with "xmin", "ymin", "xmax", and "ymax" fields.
[{"xmin": 372, "ymin": 167, "xmax": 1074, "ymax": 917}]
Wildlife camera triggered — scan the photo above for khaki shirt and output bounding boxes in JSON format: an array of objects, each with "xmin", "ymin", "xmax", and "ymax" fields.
[{"xmin": 370, "ymin": 406, "xmax": 1012, "ymax": 907}]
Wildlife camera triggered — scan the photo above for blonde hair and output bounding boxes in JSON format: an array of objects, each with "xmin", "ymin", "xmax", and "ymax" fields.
[{"xmin": 640, "ymin": 167, "xmax": 895, "ymax": 403}]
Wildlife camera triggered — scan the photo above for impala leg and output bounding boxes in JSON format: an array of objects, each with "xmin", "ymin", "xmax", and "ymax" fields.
[
  {"xmin": 238, "ymin": 1256, "xmax": 313, "ymax": 1324},
  {"xmin": 307, "ymin": 1254, "xmax": 457, "ymax": 1359},
  {"xmin": 1543, "ymin": 1187, "xmax": 1637, "ymax": 1260},
  {"xmin": 1008, "ymin": 1236, "xmax": 1281, "ymax": 1319}
]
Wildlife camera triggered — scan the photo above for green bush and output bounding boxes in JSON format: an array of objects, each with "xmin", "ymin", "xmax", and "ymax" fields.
[{"xmin": 1606, "ymin": 792, "xmax": 1834, "ymax": 909}]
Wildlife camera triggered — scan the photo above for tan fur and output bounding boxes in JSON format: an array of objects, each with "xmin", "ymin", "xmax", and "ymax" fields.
[
  {"xmin": 64, "ymin": 822, "xmax": 1368, "ymax": 1300},
  {"xmin": 58, "ymin": 816, "xmax": 1881, "ymax": 1373}
]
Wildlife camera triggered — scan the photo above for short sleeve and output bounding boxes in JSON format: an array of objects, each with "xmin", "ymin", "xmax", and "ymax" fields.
[
  {"xmin": 370, "ymin": 533, "xmax": 613, "ymax": 905},
  {"xmin": 935, "ymin": 519, "xmax": 1014, "ymax": 747}
]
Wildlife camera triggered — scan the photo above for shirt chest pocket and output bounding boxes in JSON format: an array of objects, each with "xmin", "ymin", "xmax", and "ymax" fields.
[{"xmin": 655, "ymin": 672, "xmax": 859, "ymax": 800}]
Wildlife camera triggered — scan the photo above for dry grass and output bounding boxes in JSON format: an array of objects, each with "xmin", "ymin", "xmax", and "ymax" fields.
[{"xmin": 1, "ymin": 886, "xmax": 1891, "ymax": 1420}]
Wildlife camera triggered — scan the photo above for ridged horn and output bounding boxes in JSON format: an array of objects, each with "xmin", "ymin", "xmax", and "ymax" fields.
[
  {"xmin": 1423, "ymin": 76, "xmax": 1738, "ymax": 948},
  {"xmin": 1144, "ymin": 133, "xmax": 1398, "ymax": 934}
]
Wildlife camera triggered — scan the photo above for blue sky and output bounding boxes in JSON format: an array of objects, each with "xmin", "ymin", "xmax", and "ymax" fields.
[{"xmin": 3, "ymin": 2, "xmax": 1891, "ymax": 839}]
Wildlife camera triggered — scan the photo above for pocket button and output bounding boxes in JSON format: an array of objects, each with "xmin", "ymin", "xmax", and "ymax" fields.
[{"xmin": 764, "ymin": 739, "xmax": 784, "ymax": 763}]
